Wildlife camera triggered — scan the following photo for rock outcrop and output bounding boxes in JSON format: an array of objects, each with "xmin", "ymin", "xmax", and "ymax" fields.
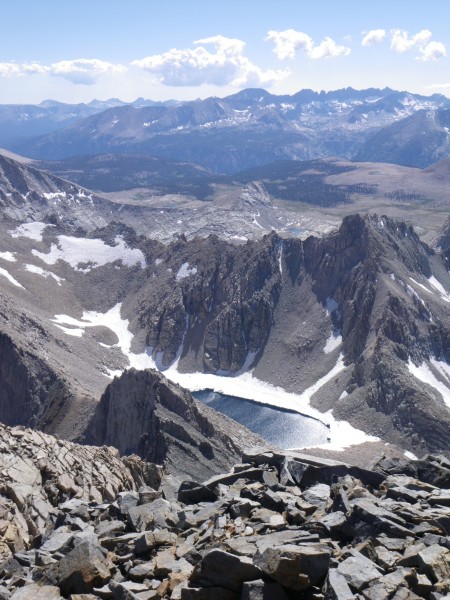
[
  {"xmin": 82, "ymin": 369, "xmax": 269, "ymax": 482},
  {"xmin": 0, "ymin": 421, "xmax": 160, "ymax": 565},
  {"xmin": 1, "ymin": 439, "xmax": 450, "ymax": 598}
]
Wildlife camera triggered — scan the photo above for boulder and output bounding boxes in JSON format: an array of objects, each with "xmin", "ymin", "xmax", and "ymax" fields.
[
  {"xmin": 254, "ymin": 544, "xmax": 330, "ymax": 591},
  {"xmin": 58, "ymin": 537, "xmax": 111, "ymax": 595},
  {"xmin": 190, "ymin": 549, "xmax": 261, "ymax": 592}
]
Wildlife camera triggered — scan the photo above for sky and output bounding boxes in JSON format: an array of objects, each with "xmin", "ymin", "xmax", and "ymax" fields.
[{"xmin": 1, "ymin": 0, "xmax": 450, "ymax": 104}]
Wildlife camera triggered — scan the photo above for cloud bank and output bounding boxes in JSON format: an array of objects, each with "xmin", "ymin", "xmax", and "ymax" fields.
[
  {"xmin": 0, "ymin": 59, "xmax": 126, "ymax": 84},
  {"xmin": 266, "ymin": 29, "xmax": 351, "ymax": 60}
]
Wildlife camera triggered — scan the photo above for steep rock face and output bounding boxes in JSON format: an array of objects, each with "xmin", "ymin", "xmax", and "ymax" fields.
[
  {"xmin": 0, "ymin": 331, "xmax": 78, "ymax": 431},
  {"xmin": 137, "ymin": 233, "xmax": 282, "ymax": 372},
  {"xmin": 436, "ymin": 215, "xmax": 450, "ymax": 268},
  {"xmin": 82, "ymin": 369, "xmax": 268, "ymax": 481}
]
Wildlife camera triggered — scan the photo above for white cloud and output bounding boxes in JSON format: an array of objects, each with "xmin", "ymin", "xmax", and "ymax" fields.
[
  {"xmin": 49, "ymin": 59, "xmax": 126, "ymax": 85},
  {"xmin": 361, "ymin": 29, "xmax": 386, "ymax": 47},
  {"xmin": 391, "ymin": 29, "xmax": 432, "ymax": 53},
  {"xmin": 131, "ymin": 35, "xmax": 289, "ymax": 87},
  {"xmin": 0, "ymin": 62, "xmax": 47, "ymax": 77},
  {"xmin": 0, "ymin": 59, "xmax": 126, "ymax": 84},
  {"xmin": 390, "ymin": 29, "xmax": 446, "ymax": 61},
  {"xmin": 0, "ymin": 63, "xmax": 22, "ymax": 77},
  {"xmin": 265, "ymin": 29, "xmax": 351, "ymax": 60},
  {"xmin": 417, "ymin": 41, "xmax": 446, "ymax": 62}
]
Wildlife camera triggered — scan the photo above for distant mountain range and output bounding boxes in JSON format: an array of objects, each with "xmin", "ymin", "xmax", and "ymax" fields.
[
  {"xmin": 3, "ymin": 87, "xmax": 450, "ymax": 172},
  {"xmin": 0, "ymin": 97, "xmax": 176, "ymax": 146}
]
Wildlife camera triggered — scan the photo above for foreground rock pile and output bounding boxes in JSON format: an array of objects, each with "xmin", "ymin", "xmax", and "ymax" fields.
[{"xmin": 1, "ymin": 436, "xmax": 450, "ymax": 599}]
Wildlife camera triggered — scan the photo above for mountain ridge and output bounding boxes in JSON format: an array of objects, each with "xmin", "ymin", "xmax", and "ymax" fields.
[{"xmin": 4, "ymin": 87, "xmax": 450, "ymax": 172}]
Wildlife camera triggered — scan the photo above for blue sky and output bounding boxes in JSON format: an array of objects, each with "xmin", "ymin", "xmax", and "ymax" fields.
[{"xmin": 1, "ymin": 0, "xmax": 449, "ymax": 104}]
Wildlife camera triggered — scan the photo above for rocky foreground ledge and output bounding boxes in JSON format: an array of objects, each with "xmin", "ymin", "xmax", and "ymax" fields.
[{"xmin": 0, "ymin": 426, "xmax": 450, "ymax": 599}]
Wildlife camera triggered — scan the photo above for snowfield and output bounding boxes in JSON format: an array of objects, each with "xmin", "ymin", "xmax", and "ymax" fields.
[{"xmin": 33, "ymin": 235, "xmax": 146, "ymax": 272}]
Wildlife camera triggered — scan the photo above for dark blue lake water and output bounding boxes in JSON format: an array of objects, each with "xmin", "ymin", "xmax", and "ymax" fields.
[{"xmin": 193, "ymin": 390, "xmax": 330, "ymax": 449}]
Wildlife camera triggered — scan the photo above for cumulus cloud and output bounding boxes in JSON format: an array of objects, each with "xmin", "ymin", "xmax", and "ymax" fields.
[
  {"xmin": 390, "ymin": 29, "xmax": 446, "ymax": 61},
  {"xmin": 391, "ymin": 29, "xmax": 432, "ymax": 53},
  {"xmin": 131, "ymin": 35, "xmax": 289, "ymax": 87},
  {"xmin": 417, "ymin": 41, "xmax": 446, "ymax": 62},
  {"xmin": 265, "ymin": 29, "xmax": 351, "ymax": 60},
  {"xmin": 361, "ymin": 29, "xmax": 386, "ymax": 47},
  {"xmin": 0, "ymin": 58, "xmax": 126, "ymax": 84}
]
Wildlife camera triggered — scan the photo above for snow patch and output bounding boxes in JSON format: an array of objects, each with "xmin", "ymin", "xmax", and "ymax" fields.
[
  {"xmin": 10, "ymin": 222, "xmax": 52, "ymax": 242},
  {"xmin": 407, "ymin": 359, "xmax": 450, "ymax": 409},
  {"xmin": 0, "ymin": 251, "xmax": 16, "ymax": 262},
  {"xmin": 51, "ymin": 304, "xmax": 155, "ymax": 371},
  {"xmin": 0, "ymin": 267, "xmax": 24, "ymax": 289},
  {"xmin": 278, "ymin": 242, "xmax": 283, "ymax": 275},
  {"xmin": 428, "ymin": 276, "xmax": 450, "ymax": 303},
  {"xmin": 43, "ymin": 192, "xmax": 66, "ymax": 201},
  {"xmin": 404, "ymin": 450, "xmax": 418, "ymax": 460},
  {"xmin": 324, "ymin": 297, "xmax": 342, "ymax": 352},
  {"xmin": 325, "ymin": 297, "xmax": 339, "ymax": 314},
  {"xmin": 216, "ymin": 350, "xmax": 260, "ymax": 377},
  {"xmin": 409, "ymin": 277, "xmax": 432, "ymax": 294},
  {"xmin": 176, "ymin": 262, "xmax": 197, "ymax": 281},
  {"xmin": 33, "ymin": 235, "xmax": 146, "ymax": 272},
  {"xmin": 24, "ymin": 264, "xmax": 64, "ymax": 285},
  {"xmin": 324, "ymin": 332, "xmax": 342, "ymax": 354}
]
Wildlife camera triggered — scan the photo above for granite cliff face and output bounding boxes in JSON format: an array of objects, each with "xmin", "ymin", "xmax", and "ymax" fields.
[{"xmin": 137, "ymin": 233, "xmax": 282, "ymax": 373}]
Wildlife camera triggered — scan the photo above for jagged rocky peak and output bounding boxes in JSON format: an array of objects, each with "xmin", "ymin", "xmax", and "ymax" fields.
[
  {"xmin": 82, "ymin": 368, "xmax": 269, "ymax": 482},
  {"xmin": 137, "ymin": 214, "xmax": 437, "ymax": 375}
]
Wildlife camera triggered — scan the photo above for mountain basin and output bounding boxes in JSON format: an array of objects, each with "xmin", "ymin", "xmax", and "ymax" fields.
[{"xmin": 193, "ymin": 389, "xmax": 330, "ymax": 449}]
